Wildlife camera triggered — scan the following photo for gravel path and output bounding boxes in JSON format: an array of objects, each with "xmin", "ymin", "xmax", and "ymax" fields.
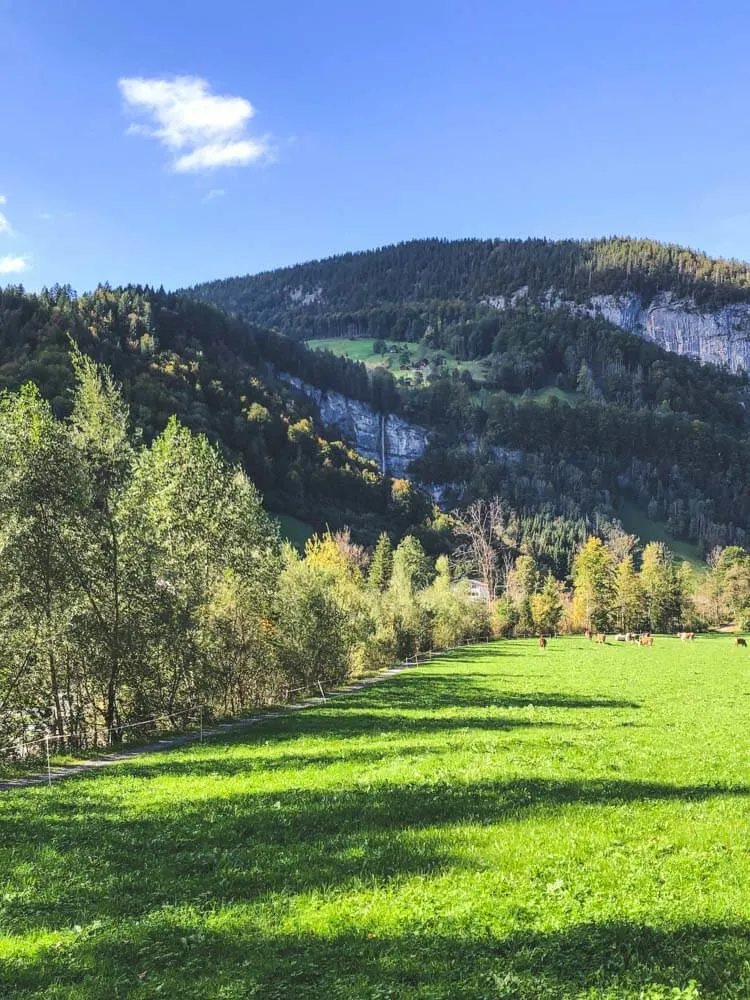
[{"xmin": 0, "ymin": 660, "xmax": 420, "ymax": 792}]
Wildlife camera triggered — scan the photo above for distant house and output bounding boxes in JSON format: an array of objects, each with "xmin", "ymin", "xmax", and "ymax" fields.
[{"xmin": 466, "ymin": 579, "xmax": 490, "ymax": 602}]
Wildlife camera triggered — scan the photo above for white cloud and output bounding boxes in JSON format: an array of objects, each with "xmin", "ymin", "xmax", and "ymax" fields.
[
  {"xmin": 175, "ymin": 139, "xmax": 267, "ymax": 173},
  {"xmin": 0, "ymin": 194, "xmax": 6, "ymax": 205},
  {"xmin": 203, "ymin": 188, "xmax": 226, "ymax": 202},
  {"xmin": 119, "ymin": 75, "xmax": 271, "ymax": 173},
  {"xmin": 0, "ymin": 211, "xmax": 11, "ymax": 234},
  {"xmin": 0, "ymin": 255, "xmax": 29, "ymax": 275}
]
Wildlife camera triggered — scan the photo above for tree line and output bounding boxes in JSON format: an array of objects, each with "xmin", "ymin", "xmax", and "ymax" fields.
[
  {"xmin": 0, "ymin": 358, "xmax": 487, "ymax": 756},
  {"xmin": 454, "ymin": 500, "xmax": 750, "ymax": 636},
  {"xmin": 2, "ymin": 353, "xmax": 748, "ymax": 762}
]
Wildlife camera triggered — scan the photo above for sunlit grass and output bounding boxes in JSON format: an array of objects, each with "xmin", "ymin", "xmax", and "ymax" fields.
[
  {"xmin": 305, "ymin": 337, "xmax": 488, "ymax": 382},
  {"xmin": 617, "ymin": 501, "xmax": 703, "ymax": 572},
  {"xmin": 1, "ymin": 636, "xmax": 749, "ymax": 998}
]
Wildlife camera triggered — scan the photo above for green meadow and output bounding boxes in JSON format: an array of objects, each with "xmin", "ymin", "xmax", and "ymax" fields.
[
  {"xmin": 305, "ymin": 338, "xmax": 488, "ymax": 382},
  {"xmin": 2, "ymin": 636, "xmax": 749, "ymax": 999}
]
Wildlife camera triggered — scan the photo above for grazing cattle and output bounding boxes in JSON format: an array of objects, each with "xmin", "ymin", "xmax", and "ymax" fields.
[
  {"xmin": 584, "ymin": 628, "xmax": 592, "ymax": 640},
  {"xmin": 595, "ymin": 633, "xmax": 606, "ymax": 644},
  {"xmin": 640, "ymin": 634, "xmax": 654, "ymax": 647},
  {"xmin": 679, "ymin": 631, "xmax": 695, "ymax": 641},
  {"xmin": 538, "ymin": 636, "xmax": 547, "ymax": 649},
  {"xmin": 615, "ymin": 633, "xmax": 628, "ymax": 642},
  {"xmin": 735, "ymin": 637, "xmax": 747, "ymax": 647}
]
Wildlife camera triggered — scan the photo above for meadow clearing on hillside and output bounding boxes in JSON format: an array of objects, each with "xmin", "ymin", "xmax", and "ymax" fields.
[
  {"xmin": 304, "ymin": 338, "xmax": 586, "ymax": 403},
  {"xmin": 1, "ymin": 636, "xmax": 749, "ymax": 999},
  {"xmin": 305, "ymin": 337, "xmax": 488, "ymax": 383}
]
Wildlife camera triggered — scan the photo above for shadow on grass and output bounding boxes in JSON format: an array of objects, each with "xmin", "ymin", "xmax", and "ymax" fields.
[
  {"xmin": 6, "ymin": 917, "xmax": 750, "ymax": 998},
  {"xmin": 219, "ymin": 708, "xmax": 567, "ymax": 741},
  {"xmin": 1, "ymin": 775, "xmax": 748, "ymax": 934},
  {"xmin": 330, "ymin": 671, "xmax": 641, "ymax": 712},
  {"xmin": 114, "ymin": 717, "xmax": 555, "ymax": 780}
]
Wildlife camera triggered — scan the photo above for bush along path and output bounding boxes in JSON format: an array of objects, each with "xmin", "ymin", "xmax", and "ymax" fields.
[{"xmin": 0, "ymin": 655, "xmax": 440, "ymax": 792}]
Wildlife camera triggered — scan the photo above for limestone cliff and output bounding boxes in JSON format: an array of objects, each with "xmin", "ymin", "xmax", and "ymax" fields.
[
  {"xmin": 279, "ymin": 375, "xmax": 428, "ymax": 477},
  {"xmin": 585, "ymin": 292, "xmax": 750, "ymax": 371},
  {"xmin": 489, "ymin": 290, "xmax": 750, "ymax": 372}
]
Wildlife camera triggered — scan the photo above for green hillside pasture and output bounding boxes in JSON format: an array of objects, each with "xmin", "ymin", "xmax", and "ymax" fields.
[
  {"xmin": 306, "ymin": 340, "xmax": 582, "ymax": 404},
  {"xmin": 1, "ymin": 636, "xmax": 749, "ymax": 998},
  {"xmin": 487, "ymin": 386, "xmax": 580, "ymax": 407},
  {"xmin": 306, "ymin": 337, "xmax": 488, "ymax": 383},
  {"xmin": 521, "ymin": 385, "xmax": 579, "ymax": 405},
  {"xmin": 274, "ymin": 513, "xmax": 314, "ymax": 550},
  {"xmin": 617, "ymin": 500, "xmax": 704, "ymax": 572}
]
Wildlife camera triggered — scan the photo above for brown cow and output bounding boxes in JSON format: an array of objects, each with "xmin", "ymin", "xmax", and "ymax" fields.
[
  {"xmin": 595, "ymin": 633, "xmax": 606, "ymax": 644},
  {"xmin": 735, "ymin": 637, "xmax": 747, "ymax": 647},
  {"xmin": 584, "ymin": 628, "xmax": 592, "ymax": 640},
  {"xmin": 538, "ymin": 636, "xmax": 547, "ymax": 649},
  {"xmin": 640, "ymin": 634, "xmax": 654, "ymax": 647},
  {"xmin": 679, "ymin": 631, "xmax": 695, "ymax": 641}
]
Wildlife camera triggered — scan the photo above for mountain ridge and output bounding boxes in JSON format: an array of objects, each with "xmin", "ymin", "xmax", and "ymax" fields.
[{"xmin": 187, "ymin": 236, "xmax": 750, "ymax": 372}]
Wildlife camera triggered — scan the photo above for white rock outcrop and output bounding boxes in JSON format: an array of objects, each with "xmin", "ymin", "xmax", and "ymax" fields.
[
  {"xmin": 585, "ymin": 292, "xmax": 750, "ymax": 371},
  {"xmin": 279, "ymin": 374, "xmax": 429, "ymax": 476},
  {"xmin": 488, "ymin": 289, "xmax": 750, "ymax": 372}
]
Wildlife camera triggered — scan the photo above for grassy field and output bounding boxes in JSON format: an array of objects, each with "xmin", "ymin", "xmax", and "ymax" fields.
[
  {"xmin": 1, "ymin": 636, "xmax": 749, "ymax": 998},
  {"xmin": 617, "ymin": 501, "xmax": 703, "ymax": 572},
  {"xmin": 274, "ymin": 513, "xmax": 315, "ymax": 551},
  {"xmin": 306, "ymin": 338, "xmax": 488, "ymax": 383},
  {"xmin": 306, "ymin": 338, "xmax": 584, "ymax": 406}
]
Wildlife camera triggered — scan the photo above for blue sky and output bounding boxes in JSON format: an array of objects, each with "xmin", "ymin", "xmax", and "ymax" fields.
[{"xmin": 2, "ymin": 0, "xmax": 750, "ymax": 292}]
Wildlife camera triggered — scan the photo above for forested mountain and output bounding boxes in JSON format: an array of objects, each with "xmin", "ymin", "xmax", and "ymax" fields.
[
  {"xmin": 183, "ymin": 238, "xmax": 750, "ymax": 556},
  {"xmin": 7, "ymin": 233, "xmax": 750, "ymax": 567},
  {"xmin": 0, "ymin": 284, "xmax": 440, "ymax": 545},
  {"xmin": 188, "ymin": 237, "xmax": 750, "ymax": 332},
  {"xmin": 0, "ymin": 282, "xmax": 638, "ymax": 577}
]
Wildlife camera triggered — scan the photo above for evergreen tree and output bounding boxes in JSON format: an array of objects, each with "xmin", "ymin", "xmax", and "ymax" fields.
[
  {"xmin": 517, "ymin": 597, "xmax": 534, "ymax": 637},
  {"xmin": 639, "ymin": 543, "xmax": 682, "ymax": 632},
  {"xmin": 530, "ymin": 573, "xmax": 564, "ymax": 635},
  {"xmin": 391, "ymin": 535, "xmax": 432, "ymax": 594},
  {"xmin": 368, "ymin": 532, "xmax": 394, "ymax": 592}
]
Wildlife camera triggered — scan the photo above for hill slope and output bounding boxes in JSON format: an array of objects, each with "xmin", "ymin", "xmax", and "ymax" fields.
[
  {"xmin": 8, "ymin": 233, "xmax": 750, "ymax": 560},
  {"xmin": 186, "ymin": 238, "xmax": 750, "ymax": 555},
  {"xmin": 0, "ymin": 284, "xmax": 436, "ymax": 544},
  {"xmin": 188, "ymin": 237, "xmax": 750, "ymax": 371}
]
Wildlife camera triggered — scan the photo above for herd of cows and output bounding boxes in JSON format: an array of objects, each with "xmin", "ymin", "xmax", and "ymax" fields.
[{"xmin": 536, "ymin": 631, "xmax": 748, "ymax": 648}]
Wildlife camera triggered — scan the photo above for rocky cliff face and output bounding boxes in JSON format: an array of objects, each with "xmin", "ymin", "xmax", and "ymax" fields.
[
  {"xmin": 491, "ymin": 290, "xmax": 750, "ymax": 372},
  {"xmin": 279, "ymin": 375, "xmax": 429, "ymax": 477},
  {"xmin": 585, "ymin": 292, "xmax": 750, "ymax": 371}
]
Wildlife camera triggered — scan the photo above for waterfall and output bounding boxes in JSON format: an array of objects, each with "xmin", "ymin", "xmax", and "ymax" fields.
[{"xmin": 380, "ymin": 412, "xmax": 387, "ymax": 474}]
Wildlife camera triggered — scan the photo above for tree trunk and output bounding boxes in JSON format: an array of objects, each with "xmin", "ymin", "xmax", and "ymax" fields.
[{"xmin": 104, "ymin": 513, "xmax": 120, "ymax": 741}]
